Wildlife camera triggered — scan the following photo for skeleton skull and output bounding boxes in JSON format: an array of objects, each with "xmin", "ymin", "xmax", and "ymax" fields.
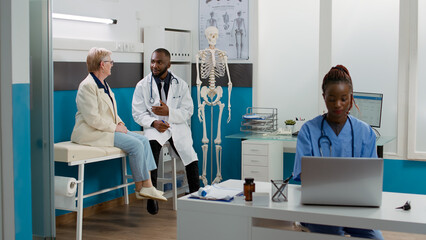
[{"xmin": 205, "ymin": 26, "xmax": 219, "ymax": 46}]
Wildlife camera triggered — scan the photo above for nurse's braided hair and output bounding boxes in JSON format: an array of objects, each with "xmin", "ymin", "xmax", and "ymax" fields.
[
  {"xmin": 322, "ymin": 65, "xmax": 358, "ymax": 112},
  {"xmin": 322, "ymin": 65, "xmax": 353, "ymax": 93}
]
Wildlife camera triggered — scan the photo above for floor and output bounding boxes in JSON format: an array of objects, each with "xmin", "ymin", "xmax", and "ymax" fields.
[
  {"xmin": 56, "ymin": 196, "xmax": 426, "ymax": 240},
  {"xmin": 56, "ymin": 198, "xmax": 177, "ymax": 240}
]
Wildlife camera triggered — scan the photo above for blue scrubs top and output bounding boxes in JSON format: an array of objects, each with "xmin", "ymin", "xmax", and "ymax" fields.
[{"xmin": 292, "ymin": 115, "xmax": 377, "ymax": 182}]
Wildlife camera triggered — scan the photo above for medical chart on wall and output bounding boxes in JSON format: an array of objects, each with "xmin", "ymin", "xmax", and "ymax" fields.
[{"xmin": 199, "ymin": 0, "xmax": 249, "ymax": 60}]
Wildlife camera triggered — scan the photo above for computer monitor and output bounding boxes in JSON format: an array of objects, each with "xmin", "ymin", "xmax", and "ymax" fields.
[{"xmin": 350, "ymin": 92, "xmax": 383, "ymax": 128}]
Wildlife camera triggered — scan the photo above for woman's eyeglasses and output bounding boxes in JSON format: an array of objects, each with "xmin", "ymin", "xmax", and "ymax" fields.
[{"xmin": 103, "ymin": 60, "xmax": 114, "ymax": 65}]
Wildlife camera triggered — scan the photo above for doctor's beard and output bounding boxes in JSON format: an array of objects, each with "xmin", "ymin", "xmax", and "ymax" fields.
[{"xmin": 151, "ymin": 68, "xmax": 168, "ymax": 79}]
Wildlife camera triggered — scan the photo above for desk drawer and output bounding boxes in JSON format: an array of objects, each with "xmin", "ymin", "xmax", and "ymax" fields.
[
  {"xmin": 242, "ymin": 143, "xmax": 268, "ymax": 156},
  {"xmin": 242, "ymin": 154, "xmax": 268, "ymax": 166},
  {"xmin": 243, "ymin": 166, "xmax": 268, "ymax": 182}
]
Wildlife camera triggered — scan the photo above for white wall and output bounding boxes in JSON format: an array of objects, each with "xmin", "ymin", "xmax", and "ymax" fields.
[
  {"xmin": 257, "ymin": 0, "xmax": 320, "ymax": 127},
  {"xmin": 332, "ymin": 0, "xmax": 400, "ymax": 154},
  {"xmin": 256, "ymin": 1, "xmax": 426, "ymax": 160},
  {"xmin": 415, "ymin": 0, "xmax": 426, "ymax": 153},
  {"xmin": 406, "ymin": 0, "xmax": 426, "ymax": 159},
  {"xmin": 53, "ymin": 0, "xmax": 173, "ymax": 42},
  {"xmin": 53, "ymin": 0, "xmax": 257, "ymax": 65},
  {"xmin": 52, "ymin": 0, "xmax": 175, "ymax": 62},
  {"xmin": 12, "ymin": 0, "xmax": 29, "ymax": 84}
]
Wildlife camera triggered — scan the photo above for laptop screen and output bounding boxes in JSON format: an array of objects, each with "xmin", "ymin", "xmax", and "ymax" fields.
[{"xmin": 301, "ymin": 156, "xmax": 383, "ymax": 207}]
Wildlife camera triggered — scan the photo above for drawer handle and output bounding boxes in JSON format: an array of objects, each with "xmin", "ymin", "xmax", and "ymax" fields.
[
  {"xmin": 250, "ymin": 171, "xmax": 259, "ymax": 173},
  {"xmin": 250, "ymin": 149, "xmax": 260, "ymax": 152},
  {"xmin": 250, "ymin": 160, "xmax": 260, "ymax": 162}
]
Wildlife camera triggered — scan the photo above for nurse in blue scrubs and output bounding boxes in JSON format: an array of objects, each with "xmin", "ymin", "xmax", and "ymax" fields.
[{"xmin": 292, "ymin": 65, "xmax": 384, "ymax": 239}]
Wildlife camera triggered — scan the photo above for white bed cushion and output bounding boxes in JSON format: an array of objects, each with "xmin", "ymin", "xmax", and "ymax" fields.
[{"xmin": 54, "ymin": 141, "xmax": 126, "ymax": 163}]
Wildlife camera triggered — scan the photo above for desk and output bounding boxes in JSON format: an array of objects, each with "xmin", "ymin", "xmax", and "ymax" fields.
[
  {"xmin": 226, "ymin": 132, "xmax": 395, "ymax": 158},
  {"xmin": 177, "ymin": 180, "xmax": 426, "ymax": 240}
]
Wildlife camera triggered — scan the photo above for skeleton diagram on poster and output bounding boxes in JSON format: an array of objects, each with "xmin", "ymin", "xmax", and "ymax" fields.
[{"xmin": 199, "ymin": 0, "xmax": 249, "ymax": 60}]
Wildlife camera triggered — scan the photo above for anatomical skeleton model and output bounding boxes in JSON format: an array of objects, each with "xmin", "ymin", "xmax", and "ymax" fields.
[
  {"xmin": 231, "ymin": 11, "xmax": 246, "ymax": 59},
  {"xmin": 196, "ymin": 26, "xmax": 232, "ymax": 186}
]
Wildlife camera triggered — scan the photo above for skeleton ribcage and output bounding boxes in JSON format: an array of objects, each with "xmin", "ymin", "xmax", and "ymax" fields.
[{"xmin": 199, "ymin": 50, "xmax": 227, "ymax": 79}]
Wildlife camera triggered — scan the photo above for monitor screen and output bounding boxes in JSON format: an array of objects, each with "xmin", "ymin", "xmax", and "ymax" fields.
[{"xmin": 350, "ymin": 92, "xmax": 383, "ymax": 128}]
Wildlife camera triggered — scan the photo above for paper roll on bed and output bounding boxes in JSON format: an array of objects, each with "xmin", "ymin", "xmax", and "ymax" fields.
[
  {"xmin": 55, "ymin": 176, "xmax": 78, "ymax": 210},
  {"xmin": 55, "ymin": 176, "xmax": 77, "ymax": 197}
]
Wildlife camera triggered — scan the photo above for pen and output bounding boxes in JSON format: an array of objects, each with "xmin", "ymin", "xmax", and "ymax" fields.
[
  {"xmin": 283, "ymin": 174, "xmax": 292, "ymax": 183},
  {"xmin": 161, "ymin": 120, "xmax": 166, "ymax": 124}
]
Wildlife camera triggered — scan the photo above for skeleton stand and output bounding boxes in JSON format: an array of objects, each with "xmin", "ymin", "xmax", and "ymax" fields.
[{"xmin": 196, "ymin": 40, "xmax": 232, "ymax": 186}]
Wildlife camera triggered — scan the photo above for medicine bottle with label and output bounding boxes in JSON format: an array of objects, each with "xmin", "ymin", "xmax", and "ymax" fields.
[{"xmin": 244, "ymin": 178, "xmax": 255, "ymax": 201}]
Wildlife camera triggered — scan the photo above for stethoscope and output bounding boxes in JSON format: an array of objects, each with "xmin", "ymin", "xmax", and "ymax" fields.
[
  {"xmin": 318, "ymin": 114, "xmax": 354, "ymax": 157},
  {"xmin": 149, "ymin": 73, "xmax": 179, "ymax": 104}
]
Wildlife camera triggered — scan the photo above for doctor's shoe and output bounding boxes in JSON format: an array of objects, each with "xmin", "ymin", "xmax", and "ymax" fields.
[
  {"xmin": 147, "ymin": 199, "xmax": 159, "ymax": 215},
  {"xmin": 139, "ymin": 186, "xmax": 167, "ymax": 202}
]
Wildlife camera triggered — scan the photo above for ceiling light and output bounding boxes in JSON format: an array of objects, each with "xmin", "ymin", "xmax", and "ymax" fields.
[{"xmin": 52, "ymin": 13, "xmax": 117, "ymax": 25}]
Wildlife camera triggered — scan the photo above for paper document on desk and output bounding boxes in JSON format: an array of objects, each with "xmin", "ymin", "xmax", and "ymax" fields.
[{"xmin": 190, "ymin": 184, "xmax": 243, "ymax": 202}]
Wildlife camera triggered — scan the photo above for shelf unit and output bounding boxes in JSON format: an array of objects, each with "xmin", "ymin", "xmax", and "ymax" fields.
[
  {"xmin": 157, "ymin": 144, "xmax": 188, "ymax": 202},
  {"xmin": 241, "ymin": 107, "xmax": 278, "ymax": 133}
]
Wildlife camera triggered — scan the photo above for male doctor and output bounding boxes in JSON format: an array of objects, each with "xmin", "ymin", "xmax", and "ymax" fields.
[{"xmin": 132, "ymin": 48, "xmax": 200, "ymax": 215}]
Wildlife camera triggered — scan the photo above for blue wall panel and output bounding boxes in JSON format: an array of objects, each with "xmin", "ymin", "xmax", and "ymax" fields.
[
  {"xmin": 12, "ymin": 83, "xmax": 33, "ymax": 239},
  {"xmin": 284, "ymin": 153, "xmax": 297, "ymax": 184},
  {"xmin": 113, "ymin": 88, "xmax": 141, "ymax": 131},
  {"xmin": 53, "ymin": 88, "xmax": 140, "ymax": 143},
  {"xmin": 54, "ymin": 90, "xmax": 77, "ymax": 143},
  {"xmin": 382, "ymin": 159, "xmax": 426, "ymax": 194}
]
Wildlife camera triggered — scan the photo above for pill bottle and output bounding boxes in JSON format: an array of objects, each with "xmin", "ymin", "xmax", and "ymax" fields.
[{"xmin": 244, "ymin": 178, "xmax": 255, "ymax": 201}]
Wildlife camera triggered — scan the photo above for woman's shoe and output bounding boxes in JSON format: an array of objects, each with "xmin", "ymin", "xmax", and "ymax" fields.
[
  {"xmin": 135, "ymin": 193, "xmax": 146, "ymax": 200},
  {"xmin": 135, "ymin": 188, "xmax": 164, "ymax": 200},
  {"xmin": 139, "ymin": 187, "xmax": 167, "ymax": 201}
]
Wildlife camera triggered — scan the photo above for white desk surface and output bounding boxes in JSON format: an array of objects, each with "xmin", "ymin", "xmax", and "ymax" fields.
[{"xmin": 178, "ymin": 180, "xmax": 426, "ymax": 235}]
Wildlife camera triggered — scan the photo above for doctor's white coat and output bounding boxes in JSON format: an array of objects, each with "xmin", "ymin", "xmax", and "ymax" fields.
[{"xmin": 132, "ymin": 71, "xmax": 198, "ymax": 166}]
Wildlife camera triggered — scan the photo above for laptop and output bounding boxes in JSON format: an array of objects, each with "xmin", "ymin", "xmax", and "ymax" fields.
[{"xmin": 301, "ymin": 156, "xmax": 383, "ymax": 207}]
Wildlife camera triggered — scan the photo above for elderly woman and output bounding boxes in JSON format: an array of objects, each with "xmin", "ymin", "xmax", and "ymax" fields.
[{"xmin": 71, "ymin": 47, "xmax": 166, "ymax": 202}]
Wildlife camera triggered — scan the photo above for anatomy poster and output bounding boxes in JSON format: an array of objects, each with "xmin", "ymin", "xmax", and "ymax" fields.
[{"xmin": 199, "ymin": 0, "xmax": 249, "ymax": 60}]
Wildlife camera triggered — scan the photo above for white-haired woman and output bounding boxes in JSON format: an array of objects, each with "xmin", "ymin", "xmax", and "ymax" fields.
[{"xmin": 71, "ymin": 47, "xmax": 166, "ymax": 202}]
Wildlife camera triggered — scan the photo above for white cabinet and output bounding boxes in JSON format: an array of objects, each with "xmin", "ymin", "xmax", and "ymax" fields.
[
  {"xmin": 241, "ymin": 140, "xmax": 283, "ymax": 182},
  {"xmin": 143, "ymin": 26, "xmax": 192, "ymax": 87}
]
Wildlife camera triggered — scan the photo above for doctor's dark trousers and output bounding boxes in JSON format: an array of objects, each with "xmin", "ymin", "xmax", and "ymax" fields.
[{"xmin": 149, "ymin": 139, "xmax": 200, "ymax": 193}]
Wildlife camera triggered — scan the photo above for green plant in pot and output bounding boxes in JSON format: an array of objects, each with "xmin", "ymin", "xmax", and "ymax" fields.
[
  {"xmin": 285, "ymin": 119, "xmax": 296, "ymax": 126},
  {"xmin": 284, "ymin": 119, "xmax": 296, "ymax": 133}
]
